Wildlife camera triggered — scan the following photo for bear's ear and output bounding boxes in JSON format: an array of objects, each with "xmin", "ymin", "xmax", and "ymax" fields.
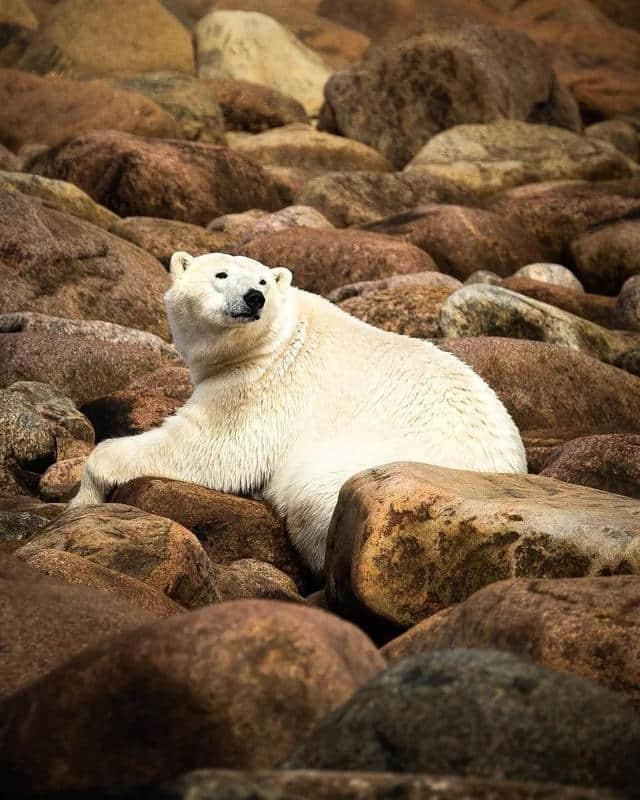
[
  {"xmin": 271, "ymin": 267, "xmax": 293, "ymax": 294},
  {"xmin": 170, "ymin": 251, "xmax": 194, "ymax": 281}
]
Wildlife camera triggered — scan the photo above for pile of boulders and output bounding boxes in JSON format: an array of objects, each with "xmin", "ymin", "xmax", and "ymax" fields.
[{"xmin": 2, "ymin": 1, "xmax": 640, "ymax": 798}]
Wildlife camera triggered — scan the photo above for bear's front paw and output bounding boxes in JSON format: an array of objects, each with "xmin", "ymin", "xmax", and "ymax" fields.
[{"xmin": 67, "ymin": 439, "xmax": 126, "ymax": 508}]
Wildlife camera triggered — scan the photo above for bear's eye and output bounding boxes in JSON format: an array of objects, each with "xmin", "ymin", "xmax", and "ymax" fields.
[
  {"xmin": 259, "ymin": 279, "xmax": 266, "ymax": 285},
  {"xmin": 215, "ymin": 272, "xmax": 227, "ymax": 279}
]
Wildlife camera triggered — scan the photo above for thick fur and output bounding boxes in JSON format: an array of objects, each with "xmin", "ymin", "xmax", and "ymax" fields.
[{"xmin": 71, "ymin": 252, "xmax": 527, "ymax": 573}]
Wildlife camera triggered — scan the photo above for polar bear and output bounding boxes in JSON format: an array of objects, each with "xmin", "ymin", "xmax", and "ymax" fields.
[{"xmin": 70, "ymin": 252, "xmax": 527, "ymax": 573}]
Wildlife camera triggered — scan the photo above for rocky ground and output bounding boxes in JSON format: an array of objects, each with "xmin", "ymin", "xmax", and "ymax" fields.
[{"xmin": 2, "ymin": 1, "xmax": 640, "ymax": 798}]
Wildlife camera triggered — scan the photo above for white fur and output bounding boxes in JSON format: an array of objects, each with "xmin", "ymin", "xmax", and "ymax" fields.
[{"xmin": 71, "ymin": 252, "xmax": 527, "ymax": 573}]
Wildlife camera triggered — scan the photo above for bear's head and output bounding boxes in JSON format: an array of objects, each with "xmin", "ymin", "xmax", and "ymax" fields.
[{"xmin": 165, "ymin": 251, "xmax": 294, "ymax": 376}]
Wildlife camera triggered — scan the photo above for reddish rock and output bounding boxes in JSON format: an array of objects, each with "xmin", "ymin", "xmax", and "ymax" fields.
[
  {"xmin": 111, "ymin": 477, "xmax": 308, "ymax": 591},
  {"xmin": 0, "ymin": 552, "xmax": 153, "ymax": 699},
  {"xmin": 382, "ymin": 576, "xmax": 640, "ymax": 705},
  {"xmin": 215, "ymin": 559, "xmax": 302, "ymax": 603},
  {"xmin": 328, "ymin": 271, "xmax": 462, "ymax": 303},
  {"xmin": 540, "ymin": 434, "xmax": 640, "ymax": 499},
  {"xmin": 615, "ymin": 274, "xmax": 640, "ymax": 331},
  {"xmin": 38, "ymin": 457, "xmax": 85, "ymax": 503},
  {"xmin": 0, "ymin": 494, "xmax": 64, "ymax": 556},
  {"xmin": 570, "ymin": 218, "xmax": 640, "ymax": 295},
  {"xmin": 211, "ymin": 75, "xmax": 310, "ymax": 132},
  {"xmin": 0, "ymin": 69, "xmax": 181, "ymax": 151},
  {"xmin": 15, "ymin": 504, "xmax": 220, "ymax": 609},
  {"xmin": 0, "ymin": 600, "xmax": 384, "ymax": 793},
  {"xmin": 0, "ymin": 189, "xmax": 171, "ymax": 339},
  {"xmin": 362, "ymin": 205, "xmax": 548, "ymax": 281},
  {"xmin": 28, "ymin": 131, "xmax": 283, "ymax": 226},
  {"xmin": 238, "ymin": 228, "xmax": 438, "ymax": 295}
]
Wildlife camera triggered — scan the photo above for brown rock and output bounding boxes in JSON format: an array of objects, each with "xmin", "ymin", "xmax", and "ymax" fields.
[
  {"xmin": 24, "ymin": 548, "xmax": 184, "ymax": 618},
  {"xmin": 0, "ymin": 495, "xmax": 64, "ymax": 556},
  {"xmin": 0, "ymin": 69, "xmax": 181, "ymax": 151},
  {"xmin": 437, "ymin": 338, "xmax": 640, "ymax": 467},
  {"xmin": 0, "ymin": 190, "xmax": 171, "ymax": 338},
  {"xmin": 362, "ymin": 205, "xmax": 548, "ymax": 280},
  {"xmin": 615, "ymin": 274, "xmax": 640, "ymax": 331},
  {"xmin": 111, "ymin": 477, "xmax": 308, "ymax": 591},
  {"xmin": 486, "ymin": 178, "xmax": 640, "ymax": 264},
  {"xmin": 237, "ymin": 205, "xmax": 333, "ymax": 243},
  {"xmin": 211, "ymin": 76, "xmax": 310, "ymax": 133},
  {"xmin": 585, "ymin": 120, "xmax": 639, "ymax": 162},
  {"xmin": 215, "ymin": 559, "xmax": 302, "ymax": 603},
  {"xmin": 539, "ymin": 434, "xmax": 640, "ymax": 499},
  {"xmin": 38, "ymin": 457, "xmax": 85, "ymax": 502},
  {"xmin": 0, "ymin": 552, "xmax": 153, "ymax": 699},
  {"xmin": 0, "ymin": 599, "xmax": 384, "ymax": 793},
  {"xmin": 511, "ymin": 263, "xmax": 584, "ymax": 292},
  {"xmin": 232, "ymin": 123, "xmax": 392, "ymax": 172},
  {"xmin": 338, "ymin": 285, "xmax": 455, "ymax": 338},
  {"xmin": 110, "ymin": 216, "xmax": 233, "ymax": 268},
  {"xmin": 328, "ymin": 271, "xmax": 462, "ymax": 303},
  {"xmin": 382, "ymin": 576, "xmax": 640, "ymax": 705},
  {"xmin": 28, "ymin": 131, "xmax": 283, "ymax": 226},
  {"xmin": 37, "ymin": 0, "xmax": 195, "ymax": 76},
  {"xmin": 82, "ymin": 367, "xmax": 193, "ymax": 440},
  {"xmin": 326, "ymin": 462, "xmax": 640, "ymax": 628},
  {"xmin": 0, "ymin": 143, "xmax": 21, "ymax": 170},
  {"xmin": 15, "ymin": 504, "xmax": 220, "ymax": 609},
  {"xmin": 500, "ymin": 277, "xmax": 616, "ymax": 328},
  {"xmin": 570, "ymin": 218, "xmax": 640, "ymax": 295},
  {"xmin": 238, "ymin": 228, "xmax": 438, "ymax": 295},
  {"xmin": 298, "ymin": 170, "xmax": 472, "ymax": 227},
  {"xmin": 320, "ymin": 25, "xmax": 580, "ymax": 168}
]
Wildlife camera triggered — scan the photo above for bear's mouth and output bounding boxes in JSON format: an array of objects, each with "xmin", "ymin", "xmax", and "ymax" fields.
[{"xmin": 229, "ymin": 311, "xmax": 261, "ymax": 322}]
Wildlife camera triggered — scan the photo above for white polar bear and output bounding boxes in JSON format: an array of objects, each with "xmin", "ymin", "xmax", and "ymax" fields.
[{"xmin": 71, "ymin": 252, "xmax": 527, "ymax": 573}]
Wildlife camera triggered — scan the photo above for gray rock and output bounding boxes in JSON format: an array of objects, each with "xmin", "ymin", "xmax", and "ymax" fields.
[
  {"xmin": 585, "ymin": 120, "xmax": 639, "ymax": 161},
  {"xmin": 283, "ymin": 649, "xmax": 640, "ymax": 793},
  {"xmin": 512, "ymin": 263, "xmax": 584, "ymax": 293}
]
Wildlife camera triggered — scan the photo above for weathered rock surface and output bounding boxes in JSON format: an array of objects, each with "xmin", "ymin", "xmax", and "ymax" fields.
[
  {"xmin": 329, "ymin": 271, "xmax": 462, "ymax": 303},
  {"xmin": 283, "ymin": 649, "xmax": 640, "ymax": 793},
  {"xmin": 438, "ymin": 285, "xmax": 637, "ymax": 365},
  {"xmin": 211, "ymin": 76, "xmax": 310, "ymax": 133},
  {"xmin": 382, "ymin": 576, "xmax": 640, "ymax": 706},
  {"xmin": 0, "ymin": 69, "xmax": 181, "ymax": 150},
  {"xmin": 0, "ymin": 143, "xmax": 21, "ymax": 170},
  {"xmin": 109, "ymin": 72, "xmax": 226, "ymax": 143},
  {"xmin": 406, "ymin": 121, "xmax": 638, "ymax": 195},
  {"xmin": 511, "ymin": 263, "xmax": 584, "ymax": 293},
  {"xmin": 36, "ymin": 0, "xmax": 195, "ymax": 76},
  {"xmin": 362, "ymin": 205, "xmax": 548, "ymax": 280},
  {"xmin": 81, "ymin": 367, "xmax": 192, "ymax": 440},
  {"xmin": 232, "ymin": 124, "xmax": 392, "ymax": 173},
  {"xmin": 0, "ymin": 170, "xmax": 118, "ymax": 229},
  {"xmin": 0, "ymin": 495, "xmax": 64, "ymax": 555},
  {"xmin": 24, "ymin": 548, "xmax": 184, "ymax": 618},
  {"xmin": 1, "ymin": 600, "xmax": 384, "ymax": 793},
  {"xmin": 110, "ymin": 216, "xmax": 232, "ymax": 268},
  {"xmin": 540, "ymin": 434, "xmax": 640, "ymax": 499},
  {"xmin": 0, "ymin": 190, "xmax": 171, "ymax": 338},
  {"xmin": 297, "ymin": 170, "xmax": 469, "ymax": 227},
  {"xmin": 0, "ymin": 552, "xmax": 153, "ymax": 698},
  {"xmin": 439, "ymin": 337, "xmax": 640, "ymax": 468},
  {"xmin": 339, "ymin": 285, "xmax": 454, "ymax": 338},
  {"xmin": 38, "ymin": 457, "xmax": 85, "ymax": 503},
  {"xmin": 238, "ymin": 228, "xmax": 438, "ymax": 295},
  {"xmin": 570, "ymin": 218, "xmax": 640, "ymax": 295},
  {"xmin": 615, "ymin": 274, "xmax": 640, "ymax": 331},
  {"xmin": 15, "ymin": 504, "xmax": 220, "ymax": 609},
  {"xmin": 235, "ymin": 205, "xmax": 333, "ymax": 243},
  {"xmin": 326, "ymin": 462, "xmax": 640, "ymax": 627},
  {"xmin": 320, "ymin": 26, "xmax": 580, "ymax": 168},
  {"xmin": 28, "ymin": 131, "xmax": 282, "ymax": 226},
  {"xmin": 585, "ymin": 119, "xmax": 639, "ymax": 161},
  {"xmin": 215, "ymin": 559, "xmax": 302, "ymax": 603},
  {"xmin": 196, "ymin": 10, "xmax": 331, "ymax": 116},
  {"xmin": 111, "ymin": 478, "xmax": 307, "ymax": 590},
  {"xmin": 486, "ymin": 179, "xmax": 640, "ymax": 266}
]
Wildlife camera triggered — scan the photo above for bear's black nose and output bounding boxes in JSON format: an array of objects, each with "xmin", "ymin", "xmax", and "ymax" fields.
[{"xmin": 244, "ymin": 289, "xmax": 265, "ymax": 311}]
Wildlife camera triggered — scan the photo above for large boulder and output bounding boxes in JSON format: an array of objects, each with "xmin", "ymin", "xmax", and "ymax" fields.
[
  {"xmin": 382, "ymin": 576, "xmax": 640, "ymax": 705},
  {"xmin": 362, "ymin": 205, "xmax": 549, "ymax": 280},
  {"xmin": 298, "ymin": 170, "xmax": 470, "ymax": 227},
  {"xmin": 405, "ymin": 121, "xmax": 638, "ymax": 195},
  {"xmin": 36, "ymin": 0, "xmax": 195, "ymax": 76},
  {"xmin": 326, "ymin": 462, "xmax": 640, "ymax": 627},
  {"xmin": 319, "ymin": 25, "xmax": 580, "ymax": 168},
  {"xmin": 283, "ymin": 649, "xmax": 640, "ymax": 793},
  {"xmin": 569, "ymin": 218, "xmax": 640, "ymax": 295},
  {"xmin": 0, "ymin": 600, "xmax": 384, "ymax": 793},
  {"xmin": 0, "ymin": 553, "xmax": 153, "ymax": 698},
  {"xmin": 196, "ymin": 10, "xmax": 331, "ymax": 116},
  {"xmin": 0, "ymin": 190, "xmax": 171, "ymax": 338},
  {"xmin": 111, "ymin": 477, "xmax": 308, "ymax": 591},
  {"xmin": 540, "ymin": 434, "xmax": 640, "ymax": 498},
  {"xmin": 0, "ymin": 70, "xmax": 181, "ymax": 151},
  {"xmin": 0, "ymin": 495, "xmax": 64, "ymax": 556},
  {"xmin": 438, "ymin": 285, "xmax": 637, "ymax": 365},
  {"xmin": 237, "ymin": 228, "xmax": 438, "ymax": 295},
  {"xmin": 15, "ymin": 504, "xmax": 220, "ymax": 609},
  {"xmin": 28, "ymin": 131, "xmax": 282, "ymax": 226},
  {"xmin": 109, "ymin": 72, "xmax": 226, "ymax": 143}
]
